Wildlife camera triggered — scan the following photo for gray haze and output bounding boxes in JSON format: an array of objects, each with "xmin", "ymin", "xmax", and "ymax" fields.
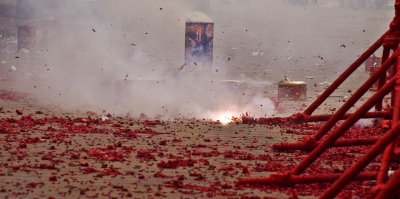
[{"xmin": 0, "ymin": 0, "xmax": 394, "ymax": 119}]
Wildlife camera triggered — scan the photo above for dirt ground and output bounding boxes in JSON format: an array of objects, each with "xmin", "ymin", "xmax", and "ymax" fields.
[
  {"xmin": 0, "ymin": 63, "xmax": 386, "ymax": 199},
  {"xmin": 0, "ymin": 87, "xmax": 386, "ymax": 199}
]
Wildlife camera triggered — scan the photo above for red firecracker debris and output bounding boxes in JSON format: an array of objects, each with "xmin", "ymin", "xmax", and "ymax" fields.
[{"xmin": 0, "ymin": 90, "xmax": 26, "ymax": 101}]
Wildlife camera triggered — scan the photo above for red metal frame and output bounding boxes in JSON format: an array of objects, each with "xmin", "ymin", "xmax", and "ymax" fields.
[
  {"xmin": 238, "ymin": 2, "xmax": 400, "ymax": 198},
  {"xmin": 272, "ymin": 51, "xmax": 398, "ymax": 152},
  {"xmin": 303, "ymin": 31, "xmax": 389, "ymax": 116},
  {"xmin": 319, "ymin": 121, "xmax": 400, "ymax": 198},
  {"xmin": 377, "ymin": 52, "xmax": 400, "ymax": 185},
  {"xmin": 293, "ymin": 76, "xmax": 397, "ymax": 175}
]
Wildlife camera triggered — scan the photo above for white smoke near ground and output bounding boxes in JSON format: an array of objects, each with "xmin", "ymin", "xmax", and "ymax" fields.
[
  {"xmin": 11, "ymin": 0, "xmax": 275, "ymax": 120},
  {"xmin": 354, "ymin": 108, "xmax": 376, "ymax": 127},
  {"xmin": 354, "ymin": 119, "xmax": 375, "ymax": 127}
]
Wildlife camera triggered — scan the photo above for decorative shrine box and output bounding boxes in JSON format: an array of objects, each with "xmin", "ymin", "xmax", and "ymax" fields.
[{"xmin": 278, "ymin": 79, "xmax": 307, "ymax": 101}]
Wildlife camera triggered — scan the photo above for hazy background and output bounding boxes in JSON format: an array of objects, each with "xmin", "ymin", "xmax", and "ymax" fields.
[{"xmin": 0, "ymin": 0, "xmax": 395, "ymax": 119}]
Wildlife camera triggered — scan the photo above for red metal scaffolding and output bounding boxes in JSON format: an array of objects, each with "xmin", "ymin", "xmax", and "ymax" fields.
[{"xmin": 238, "ymin": 1, "xmax": 400, "ymax": 198}]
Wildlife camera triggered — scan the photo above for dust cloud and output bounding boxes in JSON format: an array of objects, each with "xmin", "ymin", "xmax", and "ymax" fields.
[
  {"xmin": 4, "ymin": 0, "xmax": 394, "ymax": 120},
  {"xmin": 8, "ymin": 0, "xmax": 275, "ymax": 120}
]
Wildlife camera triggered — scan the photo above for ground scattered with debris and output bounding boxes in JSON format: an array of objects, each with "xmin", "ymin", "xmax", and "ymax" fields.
[
  {"xmin": 0, "ymin": 85, "xmax": 386, "ymax": 198},
  {"xmin": 0, "ymin": 2, "xmax": 394, "ymax": 198}
]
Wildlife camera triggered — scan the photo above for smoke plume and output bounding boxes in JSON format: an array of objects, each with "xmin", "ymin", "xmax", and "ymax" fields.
[{"xmin": 11, "ymin": 0, "xmax": 275, "ymax": 120}]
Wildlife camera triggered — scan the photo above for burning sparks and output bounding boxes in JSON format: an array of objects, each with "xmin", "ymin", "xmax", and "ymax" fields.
[{"xmin": 215, "ymin": 112, "xmax": 238, "ymax": 125}]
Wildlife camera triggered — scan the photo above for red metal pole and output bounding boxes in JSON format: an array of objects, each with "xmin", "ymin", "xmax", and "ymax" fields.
[
  {"xmin": 312, "ymin": 51, "xmax": 398, "ymax": 141},
  {"xmin": 255, "ymin": 111, "xmax": 391, "ymax": 125},
  {"xmin": 375, "ymin": 4, "xmax": 400, "ymax": 197},
  {"xmin": 299, "ymin": 111, "xmax": 391, "ymax": 122},
  {"xmin": 377, "ymin": 143, "xmax": 395, "ymax": 184},
  {"xmin": 392, "ymin": 60, "xmax": 398, "ymax": 107},
  {"xmin": 379, "ymin": 47, "xmax": 392, "ymax": 110},
  {"xmin": 273, "ymin": 137, "xmax": 380, "ymax": 151},
  {"xmin": 319, "ymin": 121, "xmax": 400, "ymax": 199},
  {"xmin": 292, "ymin": 76, "xmax": 397, "ymax": 175},
  {"xmin": 376, "ymin": 47, "xmax": 392, "ymax": 111},
  {"xmin": 237, "ymin": 172, "xmax": 377, "ymax": 186},
  {"xmin": 375, "ymin": 169, "xmax": 400, "ymax": 199},
  {"xmin": 377, "ymin": 48, "xmax": 400, "ymax": 184},
  {"xmin": 304, "ymin": 31, "xmax": 389, "ymax": 116}
]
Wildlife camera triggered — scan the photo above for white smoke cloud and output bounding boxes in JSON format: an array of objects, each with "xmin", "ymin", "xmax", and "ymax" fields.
[{"xmin": 11, "ymin": 0, "xmax": 275, "ymax": 120}]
